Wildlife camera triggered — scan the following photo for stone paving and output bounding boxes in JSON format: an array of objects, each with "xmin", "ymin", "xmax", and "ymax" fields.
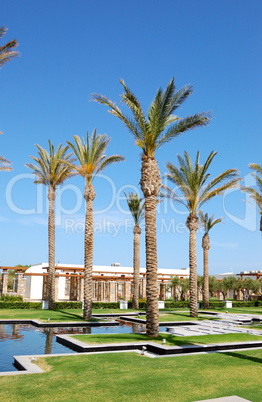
[{"xmin": 166, "ymin": 312, "xmax": 262, "ymax": 337}]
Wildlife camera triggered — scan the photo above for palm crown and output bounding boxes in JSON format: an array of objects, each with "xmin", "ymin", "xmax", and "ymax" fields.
[
  {"xmin": 241, "ymin": 163, "xmax": 262, "ymax": 215},
  {"xmin": 164, "ymin": 150, "xmax": 240, "ymax": 213},
  {"xmin": 199, "ymin": 210, "xmax": 223, "ymax": 234},
  {"xmin": 0, "ymin": 154, "xmax": 12, "ymax": 171},
  {"xmin": 124, "ymin": 192, "xmax": 145, "ymax": 226},
  {"xmin": 0, "ymin": 26, "xmax": 19, "ymax": 68},
  {"xmin": 92, "ymin": 77, "xmax": 211, "ymax": 157},
  {"xmin": 26, "ymin": 140, "xmax": 75, "ymax": 188},
  {"xmin": 67, "ymin": 129, "xmax": 124, "ymax": 183}
]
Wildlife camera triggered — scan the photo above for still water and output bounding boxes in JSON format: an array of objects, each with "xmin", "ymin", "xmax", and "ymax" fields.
[{"xmin": 0, "ymin": 321, "xmax": 146, "ymax": 372}]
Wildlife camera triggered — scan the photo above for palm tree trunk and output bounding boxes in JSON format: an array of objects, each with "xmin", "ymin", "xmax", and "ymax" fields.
[
  {"xmin": 48, "ymin": 187, "xmax": 56, "ymax": 310},
  {"xmin": 186, "ymin": 214, "xmax": 199, "ymax": 317},
  {"xmin": 132, "ymin": 224, "xmax": 141, "ymax": 309},
  {"xmin": 202, "ymin": 233, "xmax": 210, "ymax": 309},
  {"xmin": 140, "ymin": 155, "xmax": 161, "ymax": 337},
  {"xmin": 83, "ymin": 183, "xmax": 96, "ymax": 320}
]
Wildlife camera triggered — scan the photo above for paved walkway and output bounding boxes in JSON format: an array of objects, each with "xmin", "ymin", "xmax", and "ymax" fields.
[
  {"xmin": 166, "ymin": 312, "xmax": 262, "ymax": 337},
  {"xmin": 195, "ymin": 396, "xmax": 251, "ymax": 402}
]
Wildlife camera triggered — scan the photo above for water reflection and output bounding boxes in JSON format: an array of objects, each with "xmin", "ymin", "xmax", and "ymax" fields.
[
  {"xmin": 0, "ymin": 320, "xmax": 149, "ymax": 372},
  {"xmin": 0, "ymin": 324, "xmax": 24, "ymax": 341},
  {"xmin": 44, "ymin": 328, "xmax": 54, "ymax": 354}
]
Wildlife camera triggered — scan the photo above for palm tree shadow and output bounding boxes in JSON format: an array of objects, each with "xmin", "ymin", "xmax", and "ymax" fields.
[
  {"xmin": 55, "ymin": 309, "xmax": 101, "ymax": 322},
  {"xmin": 55, "ymin": 309, "xmax": 86, "ymax": 321},
  {"xmin": 221, "ymin": 351, "xmax": 262, "ymax": 364}
]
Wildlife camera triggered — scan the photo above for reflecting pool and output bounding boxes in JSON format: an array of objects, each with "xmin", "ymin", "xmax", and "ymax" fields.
[{"xmin": 0, "ymin": 320, "xmax": 146, "ymax": 372}]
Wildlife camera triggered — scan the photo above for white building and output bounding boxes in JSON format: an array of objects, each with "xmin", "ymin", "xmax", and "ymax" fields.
[{"xmin": 23, "ymin": 263, "xmax": 189, "ymax": 302}]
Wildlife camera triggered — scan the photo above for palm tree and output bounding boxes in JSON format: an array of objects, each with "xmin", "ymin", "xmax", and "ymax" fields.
[
  {"xmin": 199, "ymin": 211, "xmax": 223, "ymax": 309},
  {"xmin": 93, "ymin": 77, "xmax": 211, "ymax": 336},
  {"xmin": 0, "ymin": 26, "xmax": 19, "ymax": 68},
  {"xmin": 67, "ymin": 129, "xmax": 124, "ymax": 320},
  {"xmin": 26, "ymin": 141, "xmax": 75, "ymax": 310},
  {"xmin": 241, "ymin": 163, "xmax": 262, "ymax": 233},
  {"xmin": 124, "ymin": 192, "xmax": 145, "ymax": 309},
  {"xmin": 164, "ymin": 150, "xmax": 239, "ymax": 317}
]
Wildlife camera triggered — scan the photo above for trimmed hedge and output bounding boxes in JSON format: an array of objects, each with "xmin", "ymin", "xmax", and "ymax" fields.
[
  {"xmin": 199, "ymin": 301, "xmax": 225, "ymax": 309},
  {"xmin": 1, "ymin": 299, "xmax": 261, "ymax": 310},
  {"xmin": 164, "ymin": 301, "xmax": 190, "ymax": 308},
  {"xmin": 0, "ymin": 301, "xmax": 121, "ymax": 310},
  {"xmin": 232, "ymin": 300, "xmax": 262, "ymax": 307},
  {"xmin": 0, "ymin": 302, "xmax": 42, "ymax": 309},
  {"xmin": 0, "ymin": 294, "xmax": 23, "ymax": 302},
  {"xmin": 55, "ymin": 301, "xmax": 120, "ymax": 310}
]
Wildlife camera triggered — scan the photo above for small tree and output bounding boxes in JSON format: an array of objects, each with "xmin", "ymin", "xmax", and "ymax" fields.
[
  {"xmin": 180, "ymin": 278, "xmax": 190, "ymax": 301},
  {"xmin": 197, "ymin": 275, "xmax": 204, "ymax": 300},
  {"xmin": 209, "ymin": 275, "xmax": 218, "ymax": 296},
  {"xmin": 217, "ymin": 276, "xmax": 236, "ymax": 300},
  {"xmin": 170, "ymin": 276, "xmax": 181, "ymax": 300}
]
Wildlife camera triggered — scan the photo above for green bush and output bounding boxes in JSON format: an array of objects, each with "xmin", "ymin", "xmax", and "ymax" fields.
[
  {"xmin": 0, "ymin": 294, "xmax": 23, "ymax": 302},
  {"xmin": 0, "ymin": 301, "xmax": 42, "ymax": 309},
  {"xmin": 199, "ymin": 301, "xmax": 225, "ymax": 309},
  {"xmin": 55, "ymin": 301, "xmax": 121, "ymax": 310},
  {"xmin": 164, "ymin": 301, "xmax": 190, "ymax": 308},
  {"xmin": 54, "ymin": 301, "xmax": 82, "ymax": 309},
  {"xmin": 232, "ymin": 300, "xmax": 262, "ymax": 307},
  {"xmin": 0, "ymin": 300, "xmax": 121, "ymax": 310}
]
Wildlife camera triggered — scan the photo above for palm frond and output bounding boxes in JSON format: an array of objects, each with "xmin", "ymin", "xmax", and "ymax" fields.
[
  {"xmin": 0, "ymin": 26, "xmax": 19, "ymax": 68},
  {"xmin": 199, "ymin": 210, "xmax": 223, "ymax": 233},
  {"xmin": 165, "ymin": 151, "xmax": 240, "ymax": 214},
  {"xmin": 92, "ymin": 93, "xmax": 143, "ymax": 143},
  {"xmin": 68, "ymin": 129, "xmax": 124, "ymax": 183},
  {"xmin": 95, "ymin": 155, "xmax": 125, "ymax": 178},
  {"xmin": 92, "ymin": 78, "xmax": 212, "ymax": 157},
  {"xmin": 155, "ymin": 112, "xmax": 211, "ymax": 150},
  {"xmin": 124, "ymin": 192, "xmax": 145, "ymax": 225},
  {"xmin": 26, "ymin": 141, "xmax": 75, "ymax": 189},
  {"xmin": 241, "ymin": 186, "xmax": 262, "ymax": 213}
]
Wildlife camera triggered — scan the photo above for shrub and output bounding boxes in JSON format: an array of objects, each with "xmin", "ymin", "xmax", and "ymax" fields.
[
  {"xmin": 0, "ymin": 301, "xmax": 41, "ymax": 309},
  {"xmin": 0, "ymin": 294, "xmax": 23, "ymax": 302},
  {"xmin": 164, "ymin": 301, "xmax": 190, "ymax": 308}
]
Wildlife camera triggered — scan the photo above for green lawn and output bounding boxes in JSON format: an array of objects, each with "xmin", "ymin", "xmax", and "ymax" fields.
[
  {"xmin": 0, "ymin": 309, "xmax": 133, "ymax": 322},
  {"xmin": 208, "ymin": 307, "xmax": 262, "ymax": 314},
  {"xmin": 0, "ymin": 307, "xmax": 261, "ymax": 323},
  {"xmin": 137, "ymin": 311, "xmax": 219, "ymax": 322},
  {"xmin": 0, "ymin": 350, "xmax": 262, "ymax": 401},
  {"xmin": 72, "ymin": 332, "xmax": 262, "ymax": 346}
]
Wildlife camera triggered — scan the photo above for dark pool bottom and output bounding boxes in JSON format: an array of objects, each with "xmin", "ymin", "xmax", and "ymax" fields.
[{"xmin": 0, "ymin": 321, "xmax": 147, "ymax": 372}]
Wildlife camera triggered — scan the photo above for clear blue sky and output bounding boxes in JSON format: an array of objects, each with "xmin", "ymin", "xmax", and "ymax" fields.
[{"xmin": 1, "ymin": 0, "xmax": 261, "ymax": 274}]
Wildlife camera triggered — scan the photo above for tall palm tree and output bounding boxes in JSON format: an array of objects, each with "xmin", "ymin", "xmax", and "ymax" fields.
[
  {"xmin": 67, "ymin": 129, "xmax": 124, "ymax": 320},
  {"xmin": 92, "ymin": 77, "xmax": 211, "ymax": 336},
  {"xmin": 241, "ymin": 163, "xmax": 262, "ymax": 233},
  {"xmin": 199, "ymin": 211, "xmax": 223, "ymax": 309},
  {"xmin": 164, "ymin": 150, "xmax": 239, "ymax": 317},
  {"xmin": 124, "ymin": 192, "xmax": 145, "ymax": 309},
  {"xmin": 0, "ymin": 26, "xmax": 19, "ymax": 68},
  {"xmin": 26, "ymin": 141, "xmax": 75, "ymax": 310}
]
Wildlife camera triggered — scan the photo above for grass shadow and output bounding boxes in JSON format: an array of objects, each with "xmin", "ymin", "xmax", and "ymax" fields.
[
  {"xmin": 55, "ymin": 310, "xmax": 100, "ymax": 322},
  {"xmin": 221, "ymin": 351, "xmax": 262, "ymax": 365}
]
